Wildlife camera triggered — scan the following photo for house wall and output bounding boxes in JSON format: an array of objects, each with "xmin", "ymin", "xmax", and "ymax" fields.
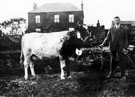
[{"xmin": 28, "ymin": 11, "xmax": 84, "ymax": 32}]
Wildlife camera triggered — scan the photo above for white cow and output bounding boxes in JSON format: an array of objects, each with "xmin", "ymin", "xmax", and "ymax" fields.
[{"xmin": 20, "ymin": 26, "xmax": 89, "ymax": 80}]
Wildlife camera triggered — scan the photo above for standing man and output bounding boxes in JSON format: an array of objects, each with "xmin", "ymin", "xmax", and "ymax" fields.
[{"xmin": 100, "ymin": 16, "xmax": 129, "ymax": 79}]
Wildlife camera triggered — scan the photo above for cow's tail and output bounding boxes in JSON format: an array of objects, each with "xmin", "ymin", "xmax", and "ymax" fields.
[
  {"xmin": 20, "ymin": 38, "xmax": 24, "ymax": 68},
  {"xmin": 20, "ymin": 49, "xmax": 24, "ymax": 65}
]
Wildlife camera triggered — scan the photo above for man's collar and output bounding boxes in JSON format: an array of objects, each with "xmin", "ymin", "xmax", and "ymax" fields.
[{"xmin": 115, "ymin": 24, "xmax": 120, "ymax": 29}]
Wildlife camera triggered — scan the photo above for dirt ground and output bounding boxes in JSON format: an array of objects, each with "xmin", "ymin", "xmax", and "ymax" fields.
[
  {"xmin": 1, "ymin": 66, "xmax": 135, "ymax": 97},
  {"xmin": 1, "ymin": 47, "xmax": 135, "ymax": 97}
]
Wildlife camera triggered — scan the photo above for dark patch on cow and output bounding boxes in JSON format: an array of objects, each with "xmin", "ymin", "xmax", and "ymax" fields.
[{"xmin": 60, "ymin": 31, "xmax": 84, "ymax": 59}]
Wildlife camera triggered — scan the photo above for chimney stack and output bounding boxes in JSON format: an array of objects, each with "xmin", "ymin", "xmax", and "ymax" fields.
[
  {"xmin": 81, "ymin": 0, "xmax": 84, "ymax": 11},
  {"xmin": 33, "ymin": 3, "xmax": 37, "ymax": 10}
]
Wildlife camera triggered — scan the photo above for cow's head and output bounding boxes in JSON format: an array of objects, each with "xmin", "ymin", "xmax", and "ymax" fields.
[
  {"xmin": 67, "ymin": 24, "xmax": 89, "ymax": 41},
  {"xmin": 61, "ymin": 24, "xmax": 89, "ymax": 58},
  {"xmin": 75, "ymin": 24, "xmax": 89, "ymax": 41}
]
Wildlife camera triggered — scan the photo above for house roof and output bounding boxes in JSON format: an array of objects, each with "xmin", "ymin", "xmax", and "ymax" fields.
[
  {"xmin": 29, "ymin": 3, "xmax": 81, "ymax": 13},
  {"xmin": 121, "ymin": 21, "xmax": 135, "ymax": 26}
]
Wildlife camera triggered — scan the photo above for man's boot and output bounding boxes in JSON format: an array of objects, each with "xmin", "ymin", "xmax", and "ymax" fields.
[{"xmin": 106, "ymin": 58, "xmax": 115, "ymax": 78}]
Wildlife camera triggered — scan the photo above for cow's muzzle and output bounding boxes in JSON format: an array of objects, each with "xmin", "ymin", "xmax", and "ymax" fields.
[{"xmin": 75, "ymin": 48, "xmax": 82, "ymax": 56}]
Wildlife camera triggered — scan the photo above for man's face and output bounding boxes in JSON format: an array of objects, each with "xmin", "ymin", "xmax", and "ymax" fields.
[{"xmin": 113, "ymin": 18, "xmax": 120, "ymax": 25}]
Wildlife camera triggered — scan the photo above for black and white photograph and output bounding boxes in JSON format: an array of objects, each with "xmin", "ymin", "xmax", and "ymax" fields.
[{"xmin": 0, "ymin": 0, "xmax": 135, "ymax": 96}]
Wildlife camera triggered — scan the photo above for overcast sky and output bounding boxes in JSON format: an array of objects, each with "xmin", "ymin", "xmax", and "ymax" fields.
[{"xmin": 0, "ymin": 0, "xmax": 135, "ymax": 28}]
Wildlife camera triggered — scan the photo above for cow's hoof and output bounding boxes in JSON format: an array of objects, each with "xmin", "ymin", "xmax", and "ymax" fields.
[
  {"xmin": 24, "ymin": 76, "xmax": 28, "ymax": 80},
  {"xmin": 67, "ymin": 76, "xmax": 72, "ymax": 79},
  {"xmin": 31, "ymin": 75, "xmax": 37, "ymax": 80},
  {"xmin": 60, "ymin": 77, "xmax": 66, "ymax": 80}
]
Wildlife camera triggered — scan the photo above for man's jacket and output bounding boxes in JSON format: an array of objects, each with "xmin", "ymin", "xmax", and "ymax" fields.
[{"xmin": 102, "ymin": 25, "xmax": 129, "ymax": 52}]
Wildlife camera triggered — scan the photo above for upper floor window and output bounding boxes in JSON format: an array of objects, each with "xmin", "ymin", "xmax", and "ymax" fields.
[
  {"xmin": 54, "ymin": 15, "xmax": 60, "ymax": 23},
  {"xmin": 69, "ymin": 14, "xmax": 74, "ymax": 23},
  {"xmin": 35, "ymin": 15, "xmax": 40, "ymax": 23}
]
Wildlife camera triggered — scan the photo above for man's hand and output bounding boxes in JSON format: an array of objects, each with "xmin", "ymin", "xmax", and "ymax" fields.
[
  {"xmin": 99, "ymin": 44, "xmax": 104, "ymax": 48},
  {"xmin": 123, "ymin": 49, "xmax": 128, "ymax": 55}
]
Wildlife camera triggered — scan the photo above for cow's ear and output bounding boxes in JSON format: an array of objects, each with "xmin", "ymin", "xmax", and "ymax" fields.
[
  {"xmin": 77, "ymin": 21, "xmax": 81, "ymax": 27},
  {"xmin": 77, "ymin": 21, "xmax": 79, "ymax": 25}
]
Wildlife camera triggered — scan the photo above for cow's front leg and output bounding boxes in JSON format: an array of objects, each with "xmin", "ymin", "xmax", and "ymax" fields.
[
  {"xmin": 65, "ymin": 59, "xmax": 71, "ymax": 79},
  {"xmin": 30, "ymin": 62, "xmax": 36, "ymax": 78},
  {"xmin": 59, "ymin": 56, "xmax": 66, "ymax": 80}
]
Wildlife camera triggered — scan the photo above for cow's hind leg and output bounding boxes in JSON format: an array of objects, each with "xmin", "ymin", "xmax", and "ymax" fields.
[
  {"xmin": 30, "ymin": 62, "xmax": 36, "ymax": 78},
  {"xmin": 23, "ymin": 56, "xmax": 30, "ymax": 80}
]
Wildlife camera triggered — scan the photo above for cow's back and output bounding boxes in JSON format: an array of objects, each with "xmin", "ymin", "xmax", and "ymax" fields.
[{"xmin": 21, "ymin": 31, "xmax": 69, "ymax": 59}]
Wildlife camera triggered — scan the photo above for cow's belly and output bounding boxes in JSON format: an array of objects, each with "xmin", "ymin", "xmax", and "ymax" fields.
[{"xmin": 34, "ymin": 48, "xmax": 59, "ymax": 59}]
